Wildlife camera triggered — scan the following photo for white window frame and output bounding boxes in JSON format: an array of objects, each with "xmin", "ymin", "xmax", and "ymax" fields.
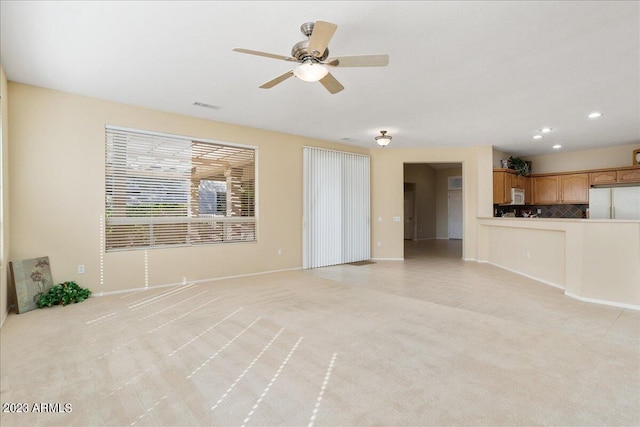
[{"xmin": 105, "ymin": 125, "xmax": 258, "ymax": 251}]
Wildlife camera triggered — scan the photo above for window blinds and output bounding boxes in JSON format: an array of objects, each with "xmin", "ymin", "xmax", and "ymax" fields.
[
  {"xmin": 303, "ymin": 147, "xmax": 370, "ymax": 268},
  {"xmin": 105, "ymin": 127, "xmax": 256, "ymax": 251}
]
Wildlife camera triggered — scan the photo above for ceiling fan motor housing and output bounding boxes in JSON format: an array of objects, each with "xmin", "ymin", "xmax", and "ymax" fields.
[
  {"xmin": 291, "ymin": 41, "xmax": 329, "ymax": 62},
  {"xmin": 292, "ymin": 22, "xmax": 329, "ymax": 62}
]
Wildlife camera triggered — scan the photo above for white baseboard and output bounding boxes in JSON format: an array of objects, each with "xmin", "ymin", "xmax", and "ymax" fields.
[
  {"xmin": 94, "ymin": 267, "xmax": 303, "ymax": 297},
  {"xmin": 1, "ymin": 307, "xmax": 9, "ymax": 329},
  {"xmin": 564, "ymin": 292, "xmax": 640, "ymax": 311},
  {"xmin": 480, "ymin": 260, "xmax": 565, "ymax": 290},
  {"xmin": 477, "ymin": 260, "xmax": 639, "ymax": 310}
]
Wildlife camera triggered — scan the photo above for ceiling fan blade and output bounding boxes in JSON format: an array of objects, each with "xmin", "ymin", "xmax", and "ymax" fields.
[
  {"xmin": 259, "ymin": 71, "xmax": 294, "ymax": 89},
  {"xmin": 233, "ymin": 48, "xmax": 299, "ymax": 63},
  {"xmin": 308, "ymin": 21, "xmax": 337, "ymax": 57},
  {"xmin": 319, "ymin": 72, "xmax": 344, "ymax": 94},
  {"xmin": 326, "ymin": 55, "xmax": 390, "ymax": 67}
]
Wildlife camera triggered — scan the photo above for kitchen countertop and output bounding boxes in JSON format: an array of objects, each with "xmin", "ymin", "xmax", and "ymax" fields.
[{"xmin": 481, "ymin": 216, "xmax": 640, "ymax": 224}]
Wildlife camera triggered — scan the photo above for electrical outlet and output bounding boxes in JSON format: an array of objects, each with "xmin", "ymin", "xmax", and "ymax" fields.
[
  {"xmin": 278, "ymin": 248, "xmax": 283, "ymax": 255},
  {"xmin": 377, "ymin": 241, "xmax": 382, "ymax": 247},
  {"xmin": 393, "ymin": 216, "xmax": 401, "ymax": 222},
  {"xmin": 77, "ymin": 265, "xmax": 85, "ymax": 274},
  {"xmin": 537, "ymin": 208, "xmax": 542, "ymax": 214}
]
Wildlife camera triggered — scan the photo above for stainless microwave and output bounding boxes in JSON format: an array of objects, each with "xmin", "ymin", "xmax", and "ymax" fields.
[{"xmin": 511, "ymin": 188, "xmax": 525, "ymax": 205}]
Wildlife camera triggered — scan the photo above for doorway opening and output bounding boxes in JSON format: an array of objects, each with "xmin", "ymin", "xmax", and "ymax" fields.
[{"xmin": 403, "ymin": 163, "xmax": 463, "ymax": 258}]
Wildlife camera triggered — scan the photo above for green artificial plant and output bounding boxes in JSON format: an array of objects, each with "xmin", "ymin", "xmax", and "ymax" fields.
[
  {"xmin": 37, "ymin": 281, "xmax": 91, "ymax": 308},
  {"xmin": 507, "ymin": 156, "xmax": 530, "ymax": 176}
]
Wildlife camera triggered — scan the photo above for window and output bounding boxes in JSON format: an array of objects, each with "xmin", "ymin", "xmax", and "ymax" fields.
[
  {"xmin": 105, "ymin": 126, "xmax": 257, "ymax": 251},
  {"xmin": 448, "ymin": 176, "xmax": 463, "ymax": 190}
]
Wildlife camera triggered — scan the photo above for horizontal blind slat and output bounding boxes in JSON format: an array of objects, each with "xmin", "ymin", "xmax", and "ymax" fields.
[{"xmin": 105, "ymin": 128, "xmax": 256, "ymax": 251}]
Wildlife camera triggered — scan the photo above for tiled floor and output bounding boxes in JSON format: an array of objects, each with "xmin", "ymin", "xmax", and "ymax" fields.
[
  {"xmin": 1, "ymin": 239, "xmax": 638, "ymax": 426},
  {"xmin": 313, "ymin": 239, "xmax": 638, "ymax": 348}
]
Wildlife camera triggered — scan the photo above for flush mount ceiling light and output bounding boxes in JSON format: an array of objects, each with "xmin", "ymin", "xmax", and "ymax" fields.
[
  {"xmin": 553, "ymin": 144, "xmax": 562, "ymax": 149},
  {"xmin": 540, "ymin": 127, "xmax": 553, "ymax": 133},
  {"xmin": 588, "ymin": 112, "xmax": 603, "ymax": 119},
  {"xmin": 375, "ymin": 130, "xmax": 392, "ymax": 147},
  {"xmin": 293, "ymin": 60, "xmax": 329, "ymax": 82},
  {"xmin": 533, "ymin": 135, "xmax": 543, "ymax": 140}
]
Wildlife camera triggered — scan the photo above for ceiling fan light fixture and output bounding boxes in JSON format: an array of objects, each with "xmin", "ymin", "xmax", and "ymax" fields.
[
  {"xmin": 293, "ymin": 60, "xmax": 329, "ymax": 82},
  {"xmin": 375, "ymin": 130, "xmax": 392, "ymax": 147}
]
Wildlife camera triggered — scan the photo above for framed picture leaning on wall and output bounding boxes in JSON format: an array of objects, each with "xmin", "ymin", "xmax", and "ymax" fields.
[{"xmin": 9, "ymin": 256, "xmax": 54, "ymax": 314}]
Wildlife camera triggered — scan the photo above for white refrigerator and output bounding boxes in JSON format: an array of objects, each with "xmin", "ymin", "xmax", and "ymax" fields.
[{"xmin": 589, "ymin": 187, "xmax": 640, "ymax": 219}]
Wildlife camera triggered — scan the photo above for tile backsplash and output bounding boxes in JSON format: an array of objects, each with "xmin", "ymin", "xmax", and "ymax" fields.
[
  {"xmin": 494, "ymin": 204, "xmax": 588, "ymax": 218},
  {"xmin": 532, "ymin": 204, "xmax": 588, "ymax": 218}
]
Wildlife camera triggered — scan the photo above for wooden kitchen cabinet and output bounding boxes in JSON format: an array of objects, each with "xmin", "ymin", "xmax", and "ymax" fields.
[
  {"xmin": 559, "ymin": 173, "xmax": 589, "ymax": 203},
  {"xmin": 533, "ymin": 174, "xmax": 588, "ymax": 204},
  {"xmin": 589, "ymin": 166, "xmax": 640, "ymax": 185},
  {"xmin": 590, "ymin": 170, "xmax": 617, "ymax": 185},
  {"xmin": 493, "ymin": 169, "xmax": 530, "ymax": 204},
  {"xmin": 493, "ymin": 170, "xmax": 511, "ymax": 204},
  {"xmin": 524, "ymin": 177, "xmax": 532, "ymax": 204},
  {"xmin": 532, "ymin": 176, "xmax": 559, "ymax": 204},
  {"xmin": 511, "ymin": 174, "xmax": 527, "ymax": 190},
  {"xmin": 618, "ymin": 168, "xmax": 640, "ymax": 183}
]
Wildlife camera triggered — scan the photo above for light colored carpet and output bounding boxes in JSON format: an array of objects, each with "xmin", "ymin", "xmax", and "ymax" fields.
[{"xmin": 1, "ymin": 240, "xmax": 638, "ymax": 426}]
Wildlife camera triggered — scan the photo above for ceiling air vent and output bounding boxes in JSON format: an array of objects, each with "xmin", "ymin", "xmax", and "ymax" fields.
[{"xmin": 193, "ymin": 102, "xmax": 222, "ymax": 110}]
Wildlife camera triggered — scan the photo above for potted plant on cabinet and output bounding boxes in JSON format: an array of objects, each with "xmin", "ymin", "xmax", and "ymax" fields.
[{"xmin": 507, "ymin": 156, "xmax": 531, "ymax": 176}]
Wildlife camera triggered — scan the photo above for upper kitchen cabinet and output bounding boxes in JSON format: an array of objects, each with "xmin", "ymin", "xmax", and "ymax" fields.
[
  {"xmin": 493, "ymin": 170, "xmax": 511, "ymax": 204},
  {"xmin": 590, "ymin": 170, "xmax": 617, "ymax": 185},
  {"xmin": 559, "ymin": 173, "xmax": 589, "ymax": 203},
  {"xmin": 618, "ymin": 167, "xmax": 640, "ymax": 183},
  {"xmin": 493, "ymin": 169, "xmax": 529, "ymax": 204},
  {"xmin": 533, "ymin": 174, "xmax": 589, "ymax": 204},
  {"xmin": 590, "ymin": 166, "xmax": 640, "ymax": 185},
  {"xmin": 532, "ymin": 176, "xmax": 559, "ymax": 204}
]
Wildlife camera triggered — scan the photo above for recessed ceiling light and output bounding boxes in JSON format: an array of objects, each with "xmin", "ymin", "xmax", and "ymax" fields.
[
  {"xmin": 588, "ymin": 112, "xmax": 602, "ymax": 119},
  {"xmin": 533, "ymin": 135, "xmax": 543, "ymax": 140},
  {"xmin": 540, "ymin": 127, "xmax": 553, "ymax": 133},
  {"xmin": 553, "ymin": 144, "xmax": 562, "ymax": 149}
]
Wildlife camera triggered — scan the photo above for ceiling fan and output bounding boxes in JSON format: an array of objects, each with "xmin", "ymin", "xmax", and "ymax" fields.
[{"xmin": 233, "ymin": 21, "xmax": 389, "ymax": 94}]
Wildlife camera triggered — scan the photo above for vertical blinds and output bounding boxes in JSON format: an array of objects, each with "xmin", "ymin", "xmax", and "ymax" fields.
[
  {"xmin": 303, "ymin": 147, "xmax": 370, "ymax": 269},
  {"xmin": 105, "ymin": 127, "xmax": 256, "ymax": 251}
]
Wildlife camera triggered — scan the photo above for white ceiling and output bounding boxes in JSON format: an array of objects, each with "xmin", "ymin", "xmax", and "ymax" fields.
[{"xmin": 1, "ymin": 1, "xmax": 638, "ymax": 157}]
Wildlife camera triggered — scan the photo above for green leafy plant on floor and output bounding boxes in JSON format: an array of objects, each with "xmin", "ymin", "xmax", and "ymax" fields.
[{"xmin": 37, "ymin": 281, "xmax": 91, "ymax": 308}]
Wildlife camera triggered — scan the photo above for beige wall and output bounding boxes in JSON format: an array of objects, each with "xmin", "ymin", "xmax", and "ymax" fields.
[
  {"xmin": 7, "ymin": 83, "xmax": 367, "ymax": 295},
  {"xmin": 5, "ymin": 80, "xmax": 637, "ymax": 312},
  {"xmin": 1, "ymin": 66, "xmax": 9, "ymax": 326},
  {"xmin": 435, "ymin": 167, "xmax": 463, "ymax": 239},
  {"xmin": 371, "ymin": 145, "xmax": 493, "ymax": 261},
  {"xmin": 522, "ymin": 143, "xmax": 639, "ymax": 174},
  {"xmin": 404, "ymin": 164, "xmax": 436, "ymax": 240}
]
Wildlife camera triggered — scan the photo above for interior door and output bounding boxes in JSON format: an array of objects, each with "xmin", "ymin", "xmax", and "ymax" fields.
[
  {"xmin": 404, "ymin": 189, "xmax": 415, "ymax": 240},
  {"xmin": 448, "ymin": 189, "xmax": 463, "ymax": 240}
]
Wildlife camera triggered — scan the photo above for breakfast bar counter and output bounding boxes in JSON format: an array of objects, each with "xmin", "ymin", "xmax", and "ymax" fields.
[{"xmin": 477, "ymin": 217, "xmax": 640, "ymax": 308}]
